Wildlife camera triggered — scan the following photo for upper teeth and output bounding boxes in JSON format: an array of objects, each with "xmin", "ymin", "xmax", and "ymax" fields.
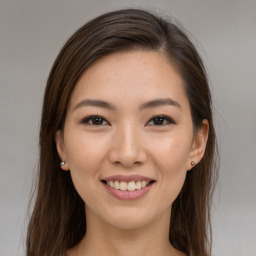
[{"xmin": 106, "ymin": 180, "xmax": 150, "ymax": 191}]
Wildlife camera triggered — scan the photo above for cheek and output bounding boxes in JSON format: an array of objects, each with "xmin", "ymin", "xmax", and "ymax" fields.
[
  {"xmin": 65, "ymin": 131, "xmax": 108, "ymax": 171},
  {"xmin": 149, "ymin": 132, "xmax": 191, "ymax": 200},
  {"xmin": 150, "ymin": 132, "xmax": 191, "ymax": 173},
  {"xmin": 64, "ymin": 131, "xmax": 110, "ymax": 201}
]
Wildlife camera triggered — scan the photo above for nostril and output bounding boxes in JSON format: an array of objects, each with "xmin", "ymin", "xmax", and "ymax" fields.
[{"xmin": 108, "ymin": 146, "xmax": 148, "ymax": 168}]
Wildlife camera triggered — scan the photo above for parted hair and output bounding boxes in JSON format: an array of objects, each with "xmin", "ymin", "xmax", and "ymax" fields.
[{"xmin": 26, "ymin": 8, "xmax": 217, "ymax": 256}]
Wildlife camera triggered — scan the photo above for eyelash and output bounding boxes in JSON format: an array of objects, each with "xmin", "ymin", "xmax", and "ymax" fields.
[
  {"xmin": 147, "ymin": 115, "xmax": 176, "ymax": 126},
  {"xmin": 81, "ymin": 115, "xmax": 176, "ymax": 126}
]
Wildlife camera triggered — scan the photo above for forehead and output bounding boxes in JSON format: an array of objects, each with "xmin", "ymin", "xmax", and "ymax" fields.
[{"xmin": 68, "ymin": 50, "xmax": 189, "ymax": 111}]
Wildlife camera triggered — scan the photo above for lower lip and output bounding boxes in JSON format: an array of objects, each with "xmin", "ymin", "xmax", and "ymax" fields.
[{"xmin": 102, "ymin": 182, "xmax": 154, "ymax": 200}]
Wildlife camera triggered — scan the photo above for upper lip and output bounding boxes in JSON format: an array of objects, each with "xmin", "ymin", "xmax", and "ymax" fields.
[{"xmin": 102, "ymin": 175, "xmax": 155, "ymax": 183}]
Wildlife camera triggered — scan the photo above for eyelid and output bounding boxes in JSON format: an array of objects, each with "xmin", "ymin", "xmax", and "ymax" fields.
[
  {"xmin": 146, "ymin": 115, "xmax": 176, "ymax": 126},
  {"xmin": 81, "ymin": 114, "xmax": 176, "ymax": 127},
  {"xmin": 81, "ymin": 115, "xmax": 109, "ymax": 125}
]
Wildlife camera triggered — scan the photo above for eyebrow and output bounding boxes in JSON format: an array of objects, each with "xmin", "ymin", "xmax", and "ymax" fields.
[
  {"xmin": 73, "ymin": 98, "xmax": 181, "ymax": 111},
  {"xmin": 73, "ymin": 99, "xmax": 116, "ymax": 111},
  {"xmin": 139, "ymin": 98, "xmax": 181, "ymax": 110}
]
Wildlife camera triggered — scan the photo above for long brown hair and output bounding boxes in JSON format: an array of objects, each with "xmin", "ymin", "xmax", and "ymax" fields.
[{"xmin": 27, "ymin": 9, "xmax": 218, "ymax": 256}]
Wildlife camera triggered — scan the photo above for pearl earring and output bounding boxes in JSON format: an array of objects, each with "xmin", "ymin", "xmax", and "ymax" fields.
[
  {"xmin": 191, "ymin": 161, "xmax": 196, "ymax": 166},
  {"xmin": 60, "ymin": 161, "xmax": 66, "ymax": 167}
]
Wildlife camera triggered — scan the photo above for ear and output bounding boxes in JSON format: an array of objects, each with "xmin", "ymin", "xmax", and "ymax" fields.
[
  {"xmin": 55, "ymin": 130, "xmax": 69, "ymax": 171},
  {"xmin": 187, "ymin": 119, "xmax": 209, "ymax": 170}
]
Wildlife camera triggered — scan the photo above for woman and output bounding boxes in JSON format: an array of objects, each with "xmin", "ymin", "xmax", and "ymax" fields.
[{"xmin": 27, "ymin": 8, "xmax": 217, "ymax": 256}]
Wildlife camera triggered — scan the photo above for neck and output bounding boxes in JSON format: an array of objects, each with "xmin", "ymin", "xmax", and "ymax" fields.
[{"xmin": 68, "ymin": 206, "xmax": 185, "ymax": 256}]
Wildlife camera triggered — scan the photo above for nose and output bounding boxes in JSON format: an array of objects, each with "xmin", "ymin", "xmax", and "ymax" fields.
[{"xmin": 108, "ymin": 123, "xmax": 147, "ymax": 168}]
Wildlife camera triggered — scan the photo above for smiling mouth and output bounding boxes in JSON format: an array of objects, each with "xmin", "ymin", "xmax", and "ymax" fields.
[{"xmin": 101, "ymin": 180, "xmax": 155, "ymax": 191}]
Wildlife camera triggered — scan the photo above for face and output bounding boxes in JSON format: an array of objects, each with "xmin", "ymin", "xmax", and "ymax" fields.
[{"xmin": 56, "ymin": 50, "xmax": 208, "ymax": 230}]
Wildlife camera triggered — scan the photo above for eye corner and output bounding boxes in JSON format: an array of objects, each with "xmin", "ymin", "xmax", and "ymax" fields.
[
  {"xmin": 80, "ymin": 115, "xmax": 110, "ymax": 126},
  {"xmin": 146, "ymin": 115, "xmax": 176, "ymax": 127}
]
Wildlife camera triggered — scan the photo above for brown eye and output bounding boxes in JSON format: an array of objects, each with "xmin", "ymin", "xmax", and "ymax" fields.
[
  {"xmin": 81, "ymin": 115, "xmax": 109, "ymax": 126},
  {"xmin": 147, "ymin": 115, "xmax": 175, "ymax": 126}
]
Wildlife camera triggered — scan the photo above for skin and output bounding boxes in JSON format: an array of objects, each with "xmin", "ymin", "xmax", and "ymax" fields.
[{"xmin": 55, "ymin": 50, "xmax": 209, "ymax": 256}]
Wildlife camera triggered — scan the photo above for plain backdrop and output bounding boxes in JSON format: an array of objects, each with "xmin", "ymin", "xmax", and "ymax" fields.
[{"xmin": 0, "ymin": 0, "xmax": 255, "ymax": 255}]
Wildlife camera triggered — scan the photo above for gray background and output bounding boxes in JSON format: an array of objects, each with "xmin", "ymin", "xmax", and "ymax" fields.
[{"xmin": 0, "ymin": 0, "xmax": 255, "ymax": 255}]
